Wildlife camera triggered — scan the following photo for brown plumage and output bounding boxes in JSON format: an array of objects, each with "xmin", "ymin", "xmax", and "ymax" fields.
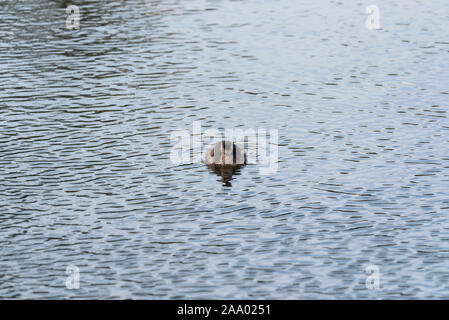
[{"xmin": 205, "ymin": 140, "xmax": 246, "ymax": 166}]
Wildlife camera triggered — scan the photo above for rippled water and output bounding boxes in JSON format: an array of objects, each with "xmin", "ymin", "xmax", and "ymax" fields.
[{"xmin": 1, "ymin": 0, "xmax": 448, "ymax": 299}]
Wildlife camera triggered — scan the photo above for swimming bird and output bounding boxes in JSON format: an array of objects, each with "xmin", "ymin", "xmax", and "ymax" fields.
[{"xmin": 205, "ymin": 140, "xmax": 246, "ymax": 166}]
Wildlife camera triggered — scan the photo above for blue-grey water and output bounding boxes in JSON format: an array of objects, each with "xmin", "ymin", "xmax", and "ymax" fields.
[{"xmin": 0, "ymin": 0, "xmax": 448, "ymax": 299}]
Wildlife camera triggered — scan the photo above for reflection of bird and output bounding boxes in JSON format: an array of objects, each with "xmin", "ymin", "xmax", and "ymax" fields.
[
  {"xmin": 205, "ymin": 140, "xmax": 246, "ymax": 166},
  {"xmin": 205, "ymin": 141, "xmax": 246, "ymax": 187},
  {"xmin": 207, "ymin": 164, "xmax": 243, "ymax": 187}
]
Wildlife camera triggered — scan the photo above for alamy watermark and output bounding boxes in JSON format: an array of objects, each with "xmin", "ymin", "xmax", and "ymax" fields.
[
  {"xmin": 66, "ymin": 264, "xmax": 80, "ymax": 289},
  {"xmin": 365, "ymin": 5, "xmax": 380, "ymax": 30},
  {"xmin": 63, "ymin": 4, "xmax": 381, "ymax": 32},
  {"xmin": 365, "ymin": 264, "xmax": 380, "ymax": 290},
  {"xmin": 66, "ymin": 5, "xmax": 80, "ymax": 30},
  {"xmin": 170, "ymin": 121, "xmax": 278, "ymax": 175}
]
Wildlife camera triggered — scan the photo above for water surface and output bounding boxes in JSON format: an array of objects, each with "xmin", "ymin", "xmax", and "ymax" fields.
[{"xmin": 0, "ymin": 0, "xmax": 448, "ymax": 299}]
